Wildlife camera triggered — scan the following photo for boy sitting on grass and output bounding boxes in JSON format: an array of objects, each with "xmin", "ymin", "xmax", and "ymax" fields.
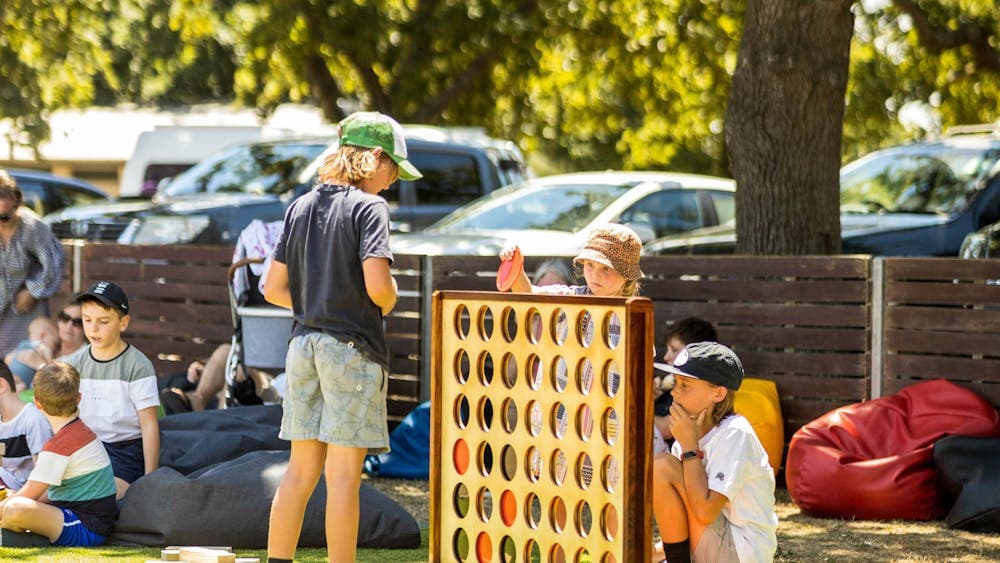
[
  {"xmin": 64, "ymin": 281, "xmax": 160, "ymax": 499},
  {"xmin": 0, "ymin": 362, "xmax": 117, "ymax": 546}
]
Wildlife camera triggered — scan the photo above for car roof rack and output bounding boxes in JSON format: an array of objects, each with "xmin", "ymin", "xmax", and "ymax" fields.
[{"xmin": 943, "ymin": 123, "xmax": 1000, "ymax": 137}]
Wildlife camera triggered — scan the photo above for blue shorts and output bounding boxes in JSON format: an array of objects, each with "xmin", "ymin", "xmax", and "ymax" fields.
[
  {"xmin": 53, "ymin": 508, "xmax": 105, "ymax": 547},
  {"xmin": 103, "ymin": 438, "xmax": 144, "ymax": 484}
]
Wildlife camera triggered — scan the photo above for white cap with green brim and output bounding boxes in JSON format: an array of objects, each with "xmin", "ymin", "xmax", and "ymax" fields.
[{"xmin": 338, "ymin": 111, "xmax": 423, "ymax": 181}]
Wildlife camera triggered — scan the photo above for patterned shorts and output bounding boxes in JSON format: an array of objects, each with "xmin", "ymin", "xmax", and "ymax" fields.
[
  {"xmin": 693, "ymin": 513, "xmax": 739, "ymax": 563},
  {"xmin": 280, "ymin": 332, "xmax": 390, "ymax": 454}
]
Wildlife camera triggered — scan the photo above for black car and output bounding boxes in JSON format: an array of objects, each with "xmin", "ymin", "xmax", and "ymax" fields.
[
  {"xmin": 44, "ymin": 128, "xmax": 530, "ymax": 245},
  {"xmin": 5, "ymin": 168, "xmax": 110, "ymax": 216},
  {"xmin": 649, "ymin": 129, "xmax": 1000, "ymax": 256}
]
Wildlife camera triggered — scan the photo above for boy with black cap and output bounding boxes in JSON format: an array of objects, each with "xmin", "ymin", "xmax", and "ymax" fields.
[
  {"xmin": 652, "ymin": 342, "xmax": 777, "ymax": 563},
  {"xmin": 63, "ymin": 281, "xmax": 159, "ymax": 500},
  {"xmin": 263, "ymin": 111, "xmax": 419, "ymax": 563}
]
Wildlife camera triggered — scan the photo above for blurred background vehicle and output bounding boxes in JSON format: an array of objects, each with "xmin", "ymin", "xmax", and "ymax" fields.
[
  {"xmin": 960, "ymin": 220, "xmax": 1000, "ymax": 259},
  {"xmin": 649, "ymin": 127, "xmax": 1000, "ymax": 256},
  {"xmin": 45, "ymin": 126, "xmax": 529, "ymax": 245},
  {"xmin": 5, "ymin": 168, "xmax": 110, "ymax": 217},
  {"xmin": 389, "ymin": 171, "xmax": 735, "ymax": 256}
]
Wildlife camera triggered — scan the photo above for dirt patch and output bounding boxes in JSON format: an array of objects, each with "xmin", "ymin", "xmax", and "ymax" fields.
[{"xmin": 365, "ymin": 476, "xmax": 1000, "ymax": 561}]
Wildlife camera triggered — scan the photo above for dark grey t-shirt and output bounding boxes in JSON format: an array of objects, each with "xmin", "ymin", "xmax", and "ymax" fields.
[{"xmin": 273, "ymin": 184, "xmax": 393, "ymax": 369}]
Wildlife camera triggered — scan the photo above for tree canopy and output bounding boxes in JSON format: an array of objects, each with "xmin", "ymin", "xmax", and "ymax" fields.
[{"xmin": 1, "ymin": 1, "xmax": 998, "ymax": 232}]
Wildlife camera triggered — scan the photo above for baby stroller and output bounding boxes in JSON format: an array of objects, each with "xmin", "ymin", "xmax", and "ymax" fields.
[{"xmin": 225, "ymin": 220, "xmax": 292, "ymax": 407}]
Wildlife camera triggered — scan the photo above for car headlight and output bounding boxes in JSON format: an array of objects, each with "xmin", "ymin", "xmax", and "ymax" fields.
[{"xmin": 118, "ymin": 215, "xmax": 211, "ymax": 245}]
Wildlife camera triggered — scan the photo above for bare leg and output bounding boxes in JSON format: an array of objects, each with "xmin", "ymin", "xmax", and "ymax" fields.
[
  {"xmin": 0, "ymin": 497, "xmax": 67, "ymax": 541},
  {"xmin": 188, "ymin": 344, "xmax": 230, "ymax": 411},
  {"xmin": 324, "ymin": 443, "xmax": 368, "ymax": 563},
  {"xmin": 114, "ymin": 477, "xmax": 130, "ymax": 500},
  {"xmin": 267, "ymin": 439, "xmax": 325, "ymax": 559}
]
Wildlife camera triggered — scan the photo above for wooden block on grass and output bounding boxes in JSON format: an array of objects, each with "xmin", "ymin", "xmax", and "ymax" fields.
[
  {"xmin": 160, "ymin": 549, "xmax": 181, "ymax": 561},
  {"xmin": 167, "ymin": 545, "xmax": 233, "ymax": 552},
  {"xmin": 177, "ymin": 546, "xmax": 237, "ymax": 563},
  {"xmin": 0, "ymin": 528, "xmax": 50, "ymax": 547}
]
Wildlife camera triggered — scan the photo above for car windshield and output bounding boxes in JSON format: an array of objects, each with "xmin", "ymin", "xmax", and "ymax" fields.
[
  {"xmin": 840, "ymin": 147, "xmax": 994, "ymax": 215},
  {"xmin": 434, "ymin": 182, "xmax": 631, "ymax": 232},
  {"xmin": 161, "ymin": 142, "xmax": 328, "ymax": 197}
]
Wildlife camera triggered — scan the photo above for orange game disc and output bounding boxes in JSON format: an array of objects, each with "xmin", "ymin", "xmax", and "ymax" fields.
[
  {"xmin": 500, "ymin": 490, "xmax": 517, "ymax": 526},
  {"xmin": 454, "ymin": 439, "xmax": 470, "ymax": 475},
  {"xmin": 476, "ymin": 531, "xmax": 493, "ymax": 563},
  {"xmin": 496, "ymin": 248, "xmax": 524, "ymax": 292}
]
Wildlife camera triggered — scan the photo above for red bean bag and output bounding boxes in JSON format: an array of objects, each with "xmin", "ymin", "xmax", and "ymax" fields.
[{"xmin": 786, "ymin": 379, "xmax": 1000, "ymax": 520}]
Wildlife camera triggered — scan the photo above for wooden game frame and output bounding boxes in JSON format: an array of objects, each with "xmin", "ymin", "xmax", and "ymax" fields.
[{"xmin": 429, "ymin": 291, "xmax": 654, "ymax": 563}]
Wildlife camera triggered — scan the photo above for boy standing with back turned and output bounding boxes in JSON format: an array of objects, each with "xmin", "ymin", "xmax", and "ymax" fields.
[{"xmin": 63, "ymin": 281, "xmax": 159, "ymax": 499}]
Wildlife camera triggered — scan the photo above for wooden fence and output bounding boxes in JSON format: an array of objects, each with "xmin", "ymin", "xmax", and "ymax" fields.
[{"xmin": 49, "ymin": 243, "xmax": 1000, "ymax": 441}]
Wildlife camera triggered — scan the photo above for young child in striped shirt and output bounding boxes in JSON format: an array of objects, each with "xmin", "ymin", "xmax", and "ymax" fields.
[{"xmin": 0, "ymin": 361, "xmax": 117, "ymax": 546}]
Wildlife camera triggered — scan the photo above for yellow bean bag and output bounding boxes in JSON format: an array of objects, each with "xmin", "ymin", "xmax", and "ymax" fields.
[{"xmin": 734, "ymin": 378, "xmax": 784, "ymax": 472}]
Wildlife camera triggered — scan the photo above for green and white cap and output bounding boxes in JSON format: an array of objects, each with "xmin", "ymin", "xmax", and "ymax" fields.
[{"xmin": 338, "ymin": 111, "xmax": 422, "ymax": 181}]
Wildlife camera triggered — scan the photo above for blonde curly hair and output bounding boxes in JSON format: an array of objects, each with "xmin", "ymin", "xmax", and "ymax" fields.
[{"xmin": 317, "ymin": 146, "xmax": 398, "ymax": 186}]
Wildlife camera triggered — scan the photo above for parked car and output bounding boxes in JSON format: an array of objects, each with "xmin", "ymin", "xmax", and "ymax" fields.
[
  {"xmin": 44, "ymin": 127, "xmax": 530, "ymax": 245},
  {"xmin": 649, "ymin": 129, "xmax": 1000, "ymax": 256},
  {"xmin": 389, "ymin": 171, "xmax": 736, "ymax": 256},
  {"xmin": 5, "ymin": 168, "xmax": 110, "ymax": 216}
]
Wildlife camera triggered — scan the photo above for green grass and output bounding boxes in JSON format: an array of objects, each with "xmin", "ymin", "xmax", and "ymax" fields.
[{"xmin": 0, "ymin": 528, "xmax": 431, "ymax": 562}]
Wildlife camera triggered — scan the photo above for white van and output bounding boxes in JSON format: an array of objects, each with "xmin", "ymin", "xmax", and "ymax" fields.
[{"xmin": 119, "ymin": 125, "xmax": 269, "ymax": 198}]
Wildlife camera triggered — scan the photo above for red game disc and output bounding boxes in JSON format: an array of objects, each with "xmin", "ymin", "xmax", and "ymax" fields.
[{"xmin": 496, "ymin": 248, "xmax": 524, "ymax": 292}]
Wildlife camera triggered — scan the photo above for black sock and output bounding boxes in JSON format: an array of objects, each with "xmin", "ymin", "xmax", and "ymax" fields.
[
  {"xmin": 662, "ymin": 539, "xmax": 691, "ymax": 563},
  {"xmin": 267, "ymin": 558, "xmax": 293, "ymax": 563}
]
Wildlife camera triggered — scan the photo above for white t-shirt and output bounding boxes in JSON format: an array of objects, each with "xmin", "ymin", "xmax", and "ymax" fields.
[
  {"xmin": 64, "ymin": 344, "xmax": 160, "ymax": 443},
  {"xmin": 0, "ymin": 403, "xmax": 53, "ymax": 490},
  {"xmin": 672, "ymin": 414, "xmax": 778, "ymax": 562}
]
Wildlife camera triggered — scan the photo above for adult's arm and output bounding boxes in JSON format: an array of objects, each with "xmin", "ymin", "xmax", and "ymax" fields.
[
  {"xmin": 262, "ymin": 259, "xmax": 293, "ymax": 309},
  {"xmin": 23, "ymin": 219, "xmax": 66, "ymax": 300},
  {"xmin": 363, "ymin": 257, "xmax": 398, "ymax": 316}
]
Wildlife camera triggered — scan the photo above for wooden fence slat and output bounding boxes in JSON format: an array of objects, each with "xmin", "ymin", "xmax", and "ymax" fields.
[
  {"xmin": 640, "ymin": 255, "xmax": 870, "ymax": 279},
  {"xmin": 719, "ymin": 326, "xmax": 868, "ymax": 352},
  {"xmin": 885, "ymin": 258, "xmax": 1000, "ymax": 281},
  {"xmin": 655, "ymin": 302, "xmax": 868, "ymax": 328},
  {"xmin": 886, "ymin": 281, "xmax": 1000, "ymax": 306},
  {"xmin": 886, "ymin": 306, "xmax": 1000, "ymax": 332},
  {"xmin": 885, "ymin": 328, "xmax": 1000, "ymax": 357},
  {"xmin": 736, "ymin": 350, "xmax": 868, "ymax": 377},
  {"xmin": 641, "ymin": 279, "xmax": 868, "ymax": 303},
  {"xmin": 884, "ymin": 355, "xmax": 1000, "ymax": 381}
]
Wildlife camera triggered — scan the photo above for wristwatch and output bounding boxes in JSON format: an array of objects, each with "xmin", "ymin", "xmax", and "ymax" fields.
[{"xmin": 681, "ymin": 450, "xmax": 704, "ymax": 462}]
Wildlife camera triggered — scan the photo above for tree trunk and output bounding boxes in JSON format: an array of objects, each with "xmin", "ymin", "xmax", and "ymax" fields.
[{"xmin": 726, "ymin": 0, "xmax": 854, "ymax": 254}]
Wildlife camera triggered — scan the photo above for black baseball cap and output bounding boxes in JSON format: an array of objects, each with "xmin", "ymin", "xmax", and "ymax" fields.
[
  {"xmin": 76, "ymin": 281, "xmax": 129, "ymax": 315},
  {"xmin": 660, "ymin": 342, "xmax": 743, "ymax": 390}
]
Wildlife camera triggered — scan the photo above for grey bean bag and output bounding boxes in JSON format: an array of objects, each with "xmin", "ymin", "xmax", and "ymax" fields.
[
  {"xmin": 934, "ymin": 435, "xmax": 1000, "ymax": 532},
  {"xmin": 109, "ymin": 450, "xmax": 421, "ymax": 549},
  {"xmin": 158, "ymin": 405, "xmax": 289, "ymax": 474}
]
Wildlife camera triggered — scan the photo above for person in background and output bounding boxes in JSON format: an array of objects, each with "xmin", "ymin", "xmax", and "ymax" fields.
[
  {"xmin": 0, "ymin": 362, "xmax": 52, "ymax": 491},
  {"xmin": 54, "ymin": 303, "xmax": 86, "ymax": 359},
  {"xmin": 5, "ymin": 317, "xmax": 60, "ymax": 390},
  {"xmin": 531, "ymin": 258, "xmax": 576, "ymax": 286},
  {"xmin": 0, "ymin": 170, "xmax": 66, "ymax": 358},
  {"xmin": 653, "ymin": 317, "xmax": 719, "ymax": 454}
]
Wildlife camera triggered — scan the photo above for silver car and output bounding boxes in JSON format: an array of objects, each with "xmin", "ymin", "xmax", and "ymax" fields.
[{"xmin": 389, "ymin": 171, "xmax": 736, "ymax": 256}]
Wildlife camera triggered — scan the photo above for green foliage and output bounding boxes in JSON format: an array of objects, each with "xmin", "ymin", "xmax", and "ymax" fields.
[{"xmin": 0, "ymin": 0, "xmax": 998, "ymax": 177}]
